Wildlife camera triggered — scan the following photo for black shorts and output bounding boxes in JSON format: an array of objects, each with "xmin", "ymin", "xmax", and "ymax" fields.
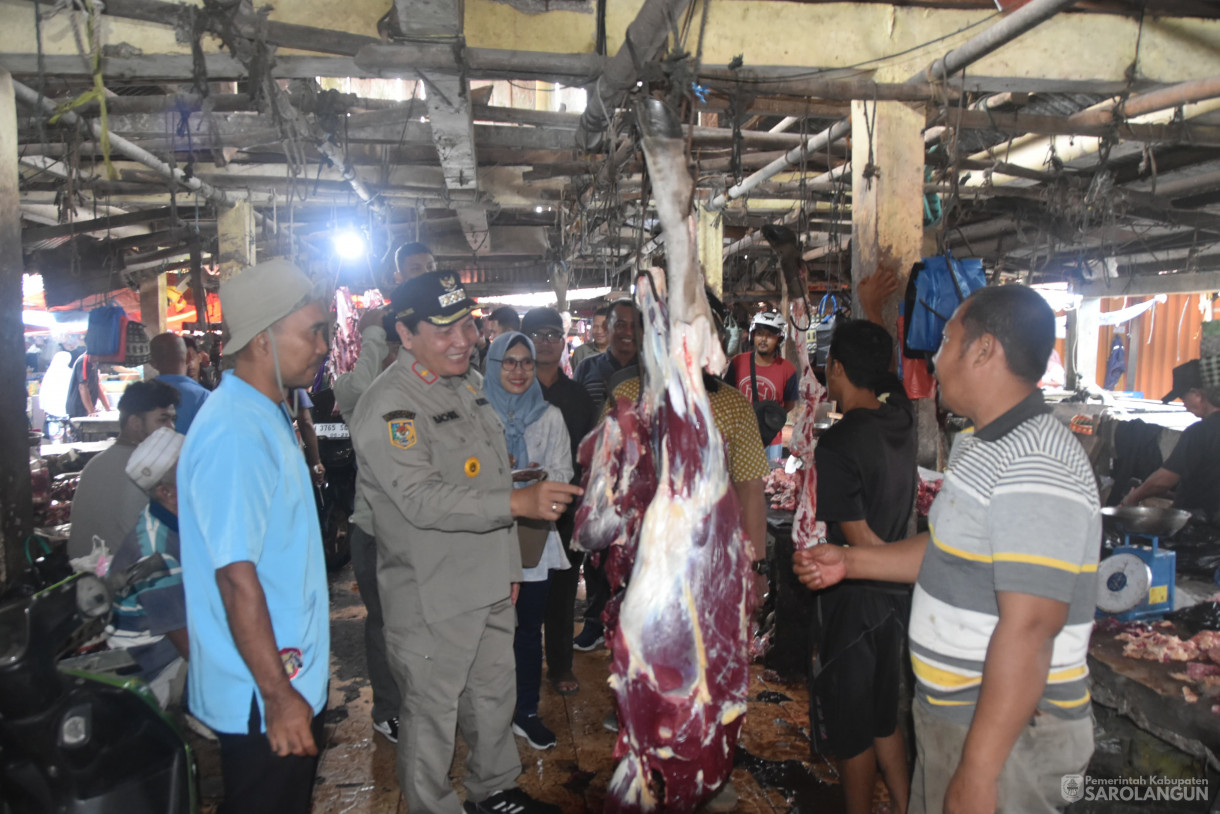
[{"xmin": 808, "ymin": 583, "xmax": 910, "ymax": 760}]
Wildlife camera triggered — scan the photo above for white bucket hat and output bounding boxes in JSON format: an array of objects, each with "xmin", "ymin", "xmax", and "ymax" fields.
[{"xmin": 220, "ymin": 258, "xmax": 316, "ymax": 357}]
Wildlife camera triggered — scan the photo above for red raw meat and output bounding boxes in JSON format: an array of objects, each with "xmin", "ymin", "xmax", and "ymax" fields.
[
  {"xmin": 1117, "ymin": 628, "xmax": 1199, "ymax": 662},
  {"xmin": 1187, "ymin": 662, "xmax": 1220, "ymax": 680},
  {"xmin": 572, "ymin": 394, "xmax": 657, "ymax": 647},
  {"xmin": 764, "ymin": 469, "xmax": 798, "ymax": 512},
  {"xmin": 328, "ymin": 287, "xmax": 361, "ymax": 376},
  {"xmin": 758, "ymin": 227, "xmax": 827, "ymax": 548},
  {"xmin": 916, "ymin": 476, "xmax": 943, "ymax": 517},
  {"xmin": 598, "ymin": 99, "xmax": 754, "ymax": 814},
  {"xmin": 785, "ymin": 299, "xmax": 827, "ymax": 551}
]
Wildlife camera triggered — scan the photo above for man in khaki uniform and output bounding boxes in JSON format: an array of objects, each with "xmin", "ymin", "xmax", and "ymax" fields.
[{"xmin": 351, "ymin": 271, "xmax": 580, "ymax": 814}]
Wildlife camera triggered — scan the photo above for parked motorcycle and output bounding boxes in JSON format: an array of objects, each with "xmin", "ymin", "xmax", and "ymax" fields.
[
  {"xmin": 0, "ymin": 572, "xmax": 196, "ymax": 813},
  {"xmin": 314, "ymin": 421, "xmax": 357, "ymax": 572}
]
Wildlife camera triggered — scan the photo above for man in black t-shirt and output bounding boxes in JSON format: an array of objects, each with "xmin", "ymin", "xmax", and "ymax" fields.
[
  {"xmin": 809, "ymin": 319, "xmax": 916, "ymax": 814},
  {"xmin": 66, "ymin": 352, "xmax": 110, "ymax": 418},
  {"xmin": 1123, "ymin": 360, "xmax": 1220, "ymax": 525}
]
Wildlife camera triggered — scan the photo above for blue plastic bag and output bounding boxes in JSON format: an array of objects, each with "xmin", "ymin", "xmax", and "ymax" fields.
[
  {"xmin": 904, "ymin": 253, "xmax": 986, "ymax": 354},
  {"xmin": 85, "ymin": 305, "xmax": 127, "ymax": 357}
]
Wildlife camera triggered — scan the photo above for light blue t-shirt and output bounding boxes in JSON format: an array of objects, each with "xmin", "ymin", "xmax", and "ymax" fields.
[
  {"xmin": 178, "ymin": 371, "xmax": 329, "ymax": 734},
  {"xmin": 156, "ymin": 374, "xmax": 211, "ymax": 434}
]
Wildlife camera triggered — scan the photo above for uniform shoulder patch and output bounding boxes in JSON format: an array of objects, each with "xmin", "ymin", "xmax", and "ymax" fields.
[
  {"xmin": 388, "ymin": 418, "xmax": 417, "ymax": 449},
  {"xmin": 382, "ymin": 409, "xmax": 416, "ymax": 421},
  {"xmin": 412, "ymin": 362, "xmax": 438, "ymax": 384}
]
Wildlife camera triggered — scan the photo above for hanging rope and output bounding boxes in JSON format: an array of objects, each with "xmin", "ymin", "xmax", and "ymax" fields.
[
  {"xmin": 860, "ymin": 94, "xmax": 880, "ymax": 192},
  {"xmin": 49, "ymin": 0, "xmax": 116, "ymax": 179}
]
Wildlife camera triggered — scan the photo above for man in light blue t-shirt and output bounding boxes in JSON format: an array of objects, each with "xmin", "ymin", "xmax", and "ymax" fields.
[
  {"xmin": 150, "ymin": 332, "xmax": 210, "ymax": 433},
  {"xmin": 178, "ymin": 258, "xmax": 331, "ymax": 814}
]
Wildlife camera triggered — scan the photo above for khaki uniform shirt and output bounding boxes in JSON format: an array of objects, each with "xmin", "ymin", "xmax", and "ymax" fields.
[
  {"xmin": 351, "ymin": 346, "xmax": 521, "ymax": 626},
  {"xmin": 334, "ymin": 323, "xmax": 389, "ymax": 535}
]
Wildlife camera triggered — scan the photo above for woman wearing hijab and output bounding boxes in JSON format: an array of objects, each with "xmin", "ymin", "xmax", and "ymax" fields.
[{"xmin": 484, "ymin": 331, "xmax": 574, "ymax": 752}]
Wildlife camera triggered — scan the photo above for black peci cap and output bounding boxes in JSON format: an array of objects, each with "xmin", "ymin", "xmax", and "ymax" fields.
[{"xmin": 390, "ymin": 271, "xmax": 475, "ymax": 327}]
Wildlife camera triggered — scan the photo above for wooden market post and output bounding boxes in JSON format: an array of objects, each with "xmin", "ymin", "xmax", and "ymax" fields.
[
  {"xmin": 849, "ymin": 99, "xmax": 942, "ymax": 469},
  {"xmin": 218, "ymin": 201, "xmax": 256, "ymax": 281},
  {"xmin": 140, "ymin": 274, "xmax": 168, "ymax": 379},
  {"xmin": 0, "ymin": 71, "xmax": 32, "ymax": 584}
]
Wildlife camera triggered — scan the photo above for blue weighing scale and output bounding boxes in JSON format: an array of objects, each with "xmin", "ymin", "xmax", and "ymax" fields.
[{"xmin": 1097, "ymin": 507, "xmax": 1191, "ymax": 622}]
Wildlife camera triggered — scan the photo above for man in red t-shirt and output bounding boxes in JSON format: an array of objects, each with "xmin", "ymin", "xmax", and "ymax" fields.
[{"xmin": 725, "ymin": 312, "xmax": 799, "ymax": 463}]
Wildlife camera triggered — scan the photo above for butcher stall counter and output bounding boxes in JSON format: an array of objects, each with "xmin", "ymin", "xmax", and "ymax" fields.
[{"xmin": 1089, "ymin": 576, "xmax": 1220, "ymax": 775}]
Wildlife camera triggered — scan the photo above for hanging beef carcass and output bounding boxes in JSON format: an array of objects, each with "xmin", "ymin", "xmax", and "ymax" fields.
[
  {"xmin": 788, "ymin": 332, "xmax": 829, "ymax": 550},
  {"xmin": 761, "ymin": 226, "xmax": 828, "ymax": 550},
  {"xmin": 595, "ymin": 98, "xmax": 755, "ymax": 814},
  {"xmin": 572, "ymin": 391, "xmax": 657, "ymax": 647}
]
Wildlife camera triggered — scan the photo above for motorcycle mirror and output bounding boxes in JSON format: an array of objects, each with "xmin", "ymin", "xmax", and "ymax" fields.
[
  {"xmin": 124, "ymin": 554, "xmax": 168, "ymax": 588},
  {"xmin": 105, "ymin": 554, "xmax": 168, "ymax": 598}
]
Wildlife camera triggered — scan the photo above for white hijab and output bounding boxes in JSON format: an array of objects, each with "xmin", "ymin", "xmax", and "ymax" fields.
[{"xmin": 39, "ymin": 351, "xmax": 73, "ymax": 417}]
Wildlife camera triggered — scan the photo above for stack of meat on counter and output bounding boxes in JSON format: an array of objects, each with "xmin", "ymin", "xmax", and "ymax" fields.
[{"xmin": 1102, "ymin": 613, "xmax": 1220, "ymax": 707}]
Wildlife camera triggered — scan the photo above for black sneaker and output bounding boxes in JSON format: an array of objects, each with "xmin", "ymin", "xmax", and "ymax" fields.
[
  {"xmin": 573, "ymin": 625, "xmax": 604, "ymax": 651},
  {"xmin": 511, "ymin": 713, "xmax": 557, "ymax": 750},
  {"xmin": 372, "ymin": 717, "xmax": 399, "ymax": 744},
  {"xmin": 463, "ymin": 787, "xmax": 561, "ymax": 814}
]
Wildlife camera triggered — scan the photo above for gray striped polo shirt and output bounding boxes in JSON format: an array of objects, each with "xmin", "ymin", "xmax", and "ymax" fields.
[{"xmin": 910, "ymin": 391, "xmax": 1100, "ymax": 724}]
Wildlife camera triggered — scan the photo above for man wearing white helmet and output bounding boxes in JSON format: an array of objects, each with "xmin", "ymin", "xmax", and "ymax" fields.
[{"xmin": 725, "ymin": 311, "xmax": 800, "ymax": 464}]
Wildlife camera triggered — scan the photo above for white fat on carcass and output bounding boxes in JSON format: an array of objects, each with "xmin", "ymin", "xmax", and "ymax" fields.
[
  {"xmin": 617, "ymin": 471, "xmax": 723, "ymax": 705},
  {"xmin": 609, "ymin": 756, "xmax": 656, "ymax": 811},
  {"xmin": 719, "ymin": 703, "xmax": 747, "ymax": 726},
  {"xmin": 608, "ymin": 98, "xmax": 754, "ymax": 813}
]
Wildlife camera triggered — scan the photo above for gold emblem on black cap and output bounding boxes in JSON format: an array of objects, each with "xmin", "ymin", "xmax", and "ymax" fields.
[{"xmin": 440, "ymin": 274, "xmax": 458, "ymax": 291}]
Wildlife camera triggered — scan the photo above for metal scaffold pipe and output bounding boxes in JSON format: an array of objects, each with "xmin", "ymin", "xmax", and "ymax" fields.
[
  {"xmin": 12, "ymin": 77, "xmax": 237, "ymax": 212},
  {"xmin": 1068, "ymin": 74, "xmax": 1220, "ymax": 128}
]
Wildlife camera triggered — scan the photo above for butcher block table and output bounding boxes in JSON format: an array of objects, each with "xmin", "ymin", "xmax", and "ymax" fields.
[
  {"xmin": 1089, "ymin": 623, "xmax": 1220, "ymax": 772},
  {"xmin": 69, "ymin": 414, "xmax": 121, "ymax": 441}
]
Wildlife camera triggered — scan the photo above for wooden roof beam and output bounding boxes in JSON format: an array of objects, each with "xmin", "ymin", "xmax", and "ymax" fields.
[{"xmin": 21, "ymin": 205, "xmax": 180, "ymax": 244}]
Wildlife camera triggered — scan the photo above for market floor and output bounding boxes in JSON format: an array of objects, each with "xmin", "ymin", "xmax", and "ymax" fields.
[{"xmin": 196, "ymin": 562, "xmax": 866, "ymax": 813}]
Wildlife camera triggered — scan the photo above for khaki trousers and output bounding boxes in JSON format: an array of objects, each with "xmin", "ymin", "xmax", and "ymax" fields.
[
  {"xmin": 386, "ymin": 598, "xmax": 521, "ymax": 814},
  {"xmin": 910, "ymin": 698, "xmax": 1094, "ymax": 814}
]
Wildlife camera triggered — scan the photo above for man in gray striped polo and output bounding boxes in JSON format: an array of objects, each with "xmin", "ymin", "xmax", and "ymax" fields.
[{"xmin": 795, "ymin": 285, "xmax": 1099, "ymax": 814}]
